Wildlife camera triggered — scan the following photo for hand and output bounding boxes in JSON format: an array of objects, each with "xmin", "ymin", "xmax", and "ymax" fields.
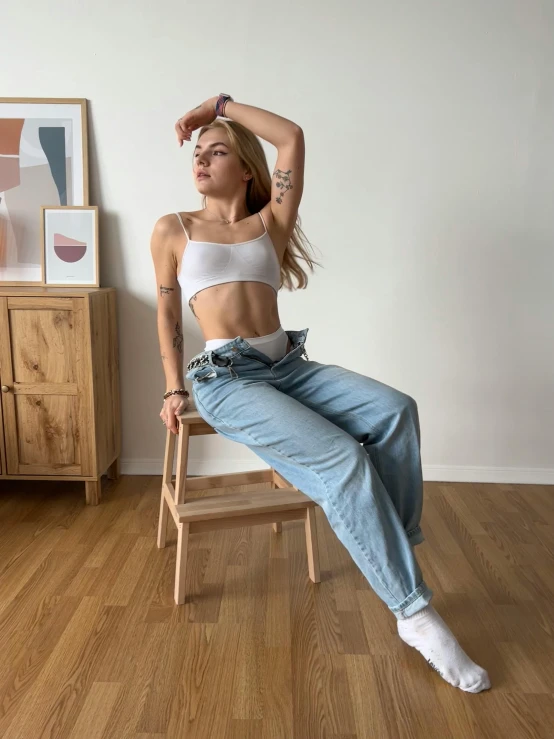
[
  {"xmin": 160, "ymin": 394, "xmax": 190, "ymax": 434},
  {"xmin": 175, "ymin": 97, "xmax": 219, "ymax": 146}
]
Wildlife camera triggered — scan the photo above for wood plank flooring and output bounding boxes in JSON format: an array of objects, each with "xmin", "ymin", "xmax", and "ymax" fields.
[{"xmin": 0, "ymin": 477, "xmax": 553, "ymax": 738}]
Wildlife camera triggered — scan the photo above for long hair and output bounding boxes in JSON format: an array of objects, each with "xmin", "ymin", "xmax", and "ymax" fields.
[{"xmin": 195, "ymin": 119, "xmax": 323, "ymax": 292}]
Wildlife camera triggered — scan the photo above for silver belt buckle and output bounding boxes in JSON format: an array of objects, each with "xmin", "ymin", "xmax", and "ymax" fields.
[{"xmin": 187, "ymin": 353, "xmax": 210, "ymax": 371}]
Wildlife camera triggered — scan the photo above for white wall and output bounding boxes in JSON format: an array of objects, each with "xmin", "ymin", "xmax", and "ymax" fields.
[{"xmin": 4, "ymin": 0, "xmax": 553, "ymax": 483}]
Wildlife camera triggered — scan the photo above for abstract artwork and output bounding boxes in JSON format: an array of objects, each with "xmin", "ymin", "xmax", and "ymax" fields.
[
  {"xmin": 41, "ymin": 206, "xmax": 98, "ymax": 286},
  {"xmin": 0, "ymin": 98, "xmax": 88, "ymax": 284}
]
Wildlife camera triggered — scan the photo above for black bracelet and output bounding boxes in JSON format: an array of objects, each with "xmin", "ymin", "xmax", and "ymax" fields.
[{"xmin": 215, "ymin": 93, "xmax": 233, "ymax": 118}]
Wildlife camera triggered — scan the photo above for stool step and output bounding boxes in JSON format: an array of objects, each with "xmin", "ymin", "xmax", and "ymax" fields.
[{"xmin": 176, "ymin": 487, "xmax": 316, "ymax": 523}]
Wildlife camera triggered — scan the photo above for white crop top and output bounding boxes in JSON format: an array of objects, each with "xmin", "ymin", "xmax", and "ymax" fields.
[{"xmin": 175, "ymin": 211, "xmax": 281, "ymax": 303}]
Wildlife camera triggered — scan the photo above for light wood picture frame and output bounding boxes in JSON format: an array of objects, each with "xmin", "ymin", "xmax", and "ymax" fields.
[
  {"xmin": 40, "ymin": 205, "xmax": 99, "ymax": 287},
  {"xmin": 0, "ymin": 97, "xmax": 89, "ymax": 285}
]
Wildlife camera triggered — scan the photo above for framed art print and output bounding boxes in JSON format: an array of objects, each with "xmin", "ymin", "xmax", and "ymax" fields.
[
  {"xmin": 0, "ymin": 98, "xmax": 89, "ymax": 285},
  {"xmin": 41, "ymin": 205, "xmax": 99, "ymax": 286}
]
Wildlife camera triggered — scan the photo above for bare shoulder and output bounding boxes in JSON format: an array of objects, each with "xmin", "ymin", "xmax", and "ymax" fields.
[
  {"xmin": 150, "ymin": 214, "xmax": 185, "ymax": 275},
  {"xmin": 151, "ymin": 213, "xmax": 182, "ymax": 239}
]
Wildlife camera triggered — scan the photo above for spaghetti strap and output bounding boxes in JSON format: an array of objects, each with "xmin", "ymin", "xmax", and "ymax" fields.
[
  {"xmin": 257, "ymin": 210, "xmax": 268, "ymax": 234},
  {"xmin": 175, "ymin": 212, "xmax": 190, "ymax": 239}
]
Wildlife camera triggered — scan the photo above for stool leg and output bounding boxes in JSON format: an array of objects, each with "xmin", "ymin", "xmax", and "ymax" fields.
[
  {"xmin": 271, "ymin": 470, "xmax": 283, "ymax": 533},
  {"xmin": 305, "ymin": 507, "xmax": 321, "ymax": 583},
  {"xmin": 157, "ymin": 491, "xmax": 170, "ymax": 549},
  {"xmin": 175, "ymin": 422, "xmax": 190, "ymax": 505},
  {"xmin": 175, "ymin": 522, "xmax": 190, "ymax": 604},
  {"xmin": 158, "ymin": 427, "xmax": 176, "ymax": 549}
]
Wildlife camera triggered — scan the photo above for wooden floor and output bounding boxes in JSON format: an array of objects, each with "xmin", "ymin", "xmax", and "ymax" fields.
[{"xmin": 0, "ymin": 476, "xmax": 553, "ymax": 739}]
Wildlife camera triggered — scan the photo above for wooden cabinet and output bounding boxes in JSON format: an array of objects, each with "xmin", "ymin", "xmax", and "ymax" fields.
[{"xmin": 0, "ymin": 286, "xmax": 120, "ymax": 505}]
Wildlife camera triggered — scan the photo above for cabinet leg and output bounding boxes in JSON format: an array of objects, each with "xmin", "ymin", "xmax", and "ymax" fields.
[
  {"xmin": 107, "ymin": 456, "xmax": 120, "ymax": 480},
  {"xmin": 85, "ymin": 479, "xmax": 102, "ymax": 505}
]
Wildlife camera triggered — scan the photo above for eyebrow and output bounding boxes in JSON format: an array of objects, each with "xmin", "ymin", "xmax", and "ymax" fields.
[{"xmin": 194, "ymin": 141, "xmax": 229, "ymax": 151}]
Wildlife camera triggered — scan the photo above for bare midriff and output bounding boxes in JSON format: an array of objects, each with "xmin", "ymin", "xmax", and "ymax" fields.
[{"xmin": 187, "ymin": 279, "xmax": 292, "ymax": 354}]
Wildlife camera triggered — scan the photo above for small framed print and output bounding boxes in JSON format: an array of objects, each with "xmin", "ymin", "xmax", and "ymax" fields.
[{"xmin": 40, "ymin": 205, "xmax": 99, "ymax": 286}]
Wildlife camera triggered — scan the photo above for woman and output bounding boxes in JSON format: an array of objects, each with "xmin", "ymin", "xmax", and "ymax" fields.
[{"xmin": 150, "ymin": 94, "xmax": 491, "ymax": 693}]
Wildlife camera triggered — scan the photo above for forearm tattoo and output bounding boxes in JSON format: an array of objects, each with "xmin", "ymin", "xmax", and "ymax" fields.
[
  {"xmin": 173, "ymin": 321, "xmax": 183, "ymax": 354},
  {"xmin": 160, "ymin": 284, "xmax": 174, "ymax": 296},
  {"xmin": 273, "ymin": 168, "xmax": 293, "ymax": 204}
]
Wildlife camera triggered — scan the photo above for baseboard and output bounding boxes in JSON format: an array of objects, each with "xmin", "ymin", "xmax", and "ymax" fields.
[{"xmin": 119, "ymin": 458, "xmax": 554, "ymax": 485}]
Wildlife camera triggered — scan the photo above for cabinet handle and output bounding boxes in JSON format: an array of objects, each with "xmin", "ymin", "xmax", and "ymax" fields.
[{"xmin": 1, "ymin": 385, "xmax": 10, "ymax": 393}]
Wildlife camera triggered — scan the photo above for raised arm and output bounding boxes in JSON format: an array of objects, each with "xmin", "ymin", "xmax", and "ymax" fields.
[{"xmin": 223, "ymin": 100, "xmax": 305, "ymax": 239}]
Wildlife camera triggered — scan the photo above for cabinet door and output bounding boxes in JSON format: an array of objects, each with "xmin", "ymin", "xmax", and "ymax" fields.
[{"xmin": 0, "ymin": 296, "xmax": 93, "ymax": 476}]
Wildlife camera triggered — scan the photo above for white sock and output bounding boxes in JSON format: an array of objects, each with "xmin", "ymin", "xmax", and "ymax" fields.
[{"xmin": 397, "ymin": 605, "xmax": 491, "ymax": 693}]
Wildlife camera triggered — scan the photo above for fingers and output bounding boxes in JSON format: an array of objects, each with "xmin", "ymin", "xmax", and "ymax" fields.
[
  {"xmin": 160, "ymin": 404, "xmax": 187, "ymax": 435},
  {"xmin": 163, "ymin": 414, "xmax": 178, "ymax": 434},
  {"xmin": 175, "ymin": 122, "xmax": 186, "ymax": 147},
  {"xmin": 175, "ymin": 118, "xmax": 193, "ymax": 146}
]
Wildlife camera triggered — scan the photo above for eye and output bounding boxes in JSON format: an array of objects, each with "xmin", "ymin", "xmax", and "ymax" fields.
[{"xmin": 194, "ymin": 151, "xmax": 226, "ymax": 158}]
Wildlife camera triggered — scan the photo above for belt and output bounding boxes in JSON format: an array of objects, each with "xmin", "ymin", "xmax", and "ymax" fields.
[
  {"xmin": 186, "ymin": 352, "xmax": 232, "ymax": 371},
  {"xmin": 186, "ymin": 341, "xmax": 308, "ymax": 372}
]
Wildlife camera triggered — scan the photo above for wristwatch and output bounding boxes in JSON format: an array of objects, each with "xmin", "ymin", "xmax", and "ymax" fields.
[{"xmin": 215, "ymin": 93, "xmax": 233, "ymax": 118}]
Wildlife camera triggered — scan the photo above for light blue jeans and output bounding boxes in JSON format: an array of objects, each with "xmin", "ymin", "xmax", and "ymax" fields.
[{"xmin": 185, "ymin": 327, "xmax": 434, "ymax": 619}]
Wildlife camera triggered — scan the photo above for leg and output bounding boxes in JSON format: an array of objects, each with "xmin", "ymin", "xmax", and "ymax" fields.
[
  {"xmin": 175, "ymin": 522, "xmax": 190, "ymax": 604},
  {"xmin": 278, "ymin": 361, "xmax": 425, "ymax": 548},
  {"xmin": 305, "ymin": 507, "xmax": 321, "ymax": 583},
  {"xmin": 276, "ymin": 358, "xmax": 490, "ymax": 693},
  {"xmin": 85, "ymin": 478, "xmax": 101, "ymax": 505},
  {"xmin": 271, "ymin": 472, "xmax": 282, "ymax": 533},
  {"xmin": 158, "ymin": 426, "xmax": 176, "ymax": 549}
]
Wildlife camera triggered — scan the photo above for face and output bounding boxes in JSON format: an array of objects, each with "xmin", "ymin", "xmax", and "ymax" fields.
[{"xmin": 193, "ymin": 129, "xmax": 251, "ymax": 194}]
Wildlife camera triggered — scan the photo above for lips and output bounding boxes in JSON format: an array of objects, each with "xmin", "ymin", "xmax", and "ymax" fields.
[{"xmin": 197, "ymin": 172, "xmax": 210, "ymax": 179}]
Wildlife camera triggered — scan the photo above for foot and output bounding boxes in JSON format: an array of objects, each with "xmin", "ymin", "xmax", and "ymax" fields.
[{"xmin": 397, "ymin": 605, "xmax": 491, "ymax": 693}]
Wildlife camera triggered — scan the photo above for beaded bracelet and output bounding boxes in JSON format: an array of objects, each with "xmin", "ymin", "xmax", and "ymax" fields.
[{"xmin": 163, "ymin": 388, "xmax": 190, "ymax": 401}]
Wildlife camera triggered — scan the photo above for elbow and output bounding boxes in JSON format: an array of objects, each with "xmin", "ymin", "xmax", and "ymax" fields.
[
  {"xmin": 158, "ymin": 304, "xmax": 181, "ymax": 323},
  {"xmin": 279, "ymin": 125, "xmax": 303, "ymax": 150}
]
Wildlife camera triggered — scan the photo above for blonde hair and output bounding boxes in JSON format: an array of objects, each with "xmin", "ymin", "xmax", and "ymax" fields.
[{"xmin": 195, "ymin": 119, "xmax": 323, "ymax": 292}]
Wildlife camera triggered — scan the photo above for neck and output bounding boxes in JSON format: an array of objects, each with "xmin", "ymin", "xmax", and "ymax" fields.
[{"xmin": 204, "ymin": 196, "xmax": 250, "ymax": 223}]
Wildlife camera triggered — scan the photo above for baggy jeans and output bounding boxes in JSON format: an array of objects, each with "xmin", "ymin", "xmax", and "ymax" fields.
[{"xmin": 185, "ymin": 327, "xmax": 434, "ymax": 619}]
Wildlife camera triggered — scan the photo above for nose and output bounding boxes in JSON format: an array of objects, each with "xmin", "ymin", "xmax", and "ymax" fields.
[{"xmin": 196, "ymin": 151, "xmax": 209, "ymax": 167}]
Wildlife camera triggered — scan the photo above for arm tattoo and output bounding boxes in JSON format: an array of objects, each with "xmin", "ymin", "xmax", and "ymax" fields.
[
  {"xmin": 173, "ymin": 321, "xmax": 183, "ymax": 354},
  {"xmin": 273, "ymin": 168, "xmax": 293, "ymax": 204},
  {"xmin": 160, "ymin": 284, "xmax": 174, "ymax": 296}
]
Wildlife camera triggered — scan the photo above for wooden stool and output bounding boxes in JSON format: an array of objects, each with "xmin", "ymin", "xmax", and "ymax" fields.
[{"xmin": 157, "ymin": 403, "xmax": 321, "ymax": 604}]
